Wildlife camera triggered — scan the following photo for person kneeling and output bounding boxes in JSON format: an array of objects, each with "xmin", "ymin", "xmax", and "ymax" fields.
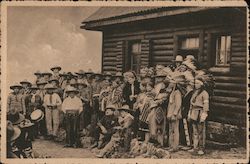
[{"xmin": 62, "ymin": 86, "xmax": 83, "ymax": 148}]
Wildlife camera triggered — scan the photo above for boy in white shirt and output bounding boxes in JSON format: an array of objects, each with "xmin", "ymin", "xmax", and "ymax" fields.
[
  {"xmin": 43, "ymin": 84, "xmax": 62, "ymax": 140},
  {"xmin": 62, "ymin": 86, "xmax": 83, "ymax": 148}
]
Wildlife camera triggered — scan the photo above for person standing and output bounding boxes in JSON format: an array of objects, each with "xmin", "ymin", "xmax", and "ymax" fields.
[
  {"xmin": 7, "ymin": 83, "xmax": 25, "ymax": 115},
  {"xmin": 62, "ymin": 86, "xmax": 83, "ymax": 148},
  {"xmin": 166, "ymin": 75, "xmax": 185, "ymax": 152},
  {"xmin": 43, "ymin": 84, "xmax": 62, "ymax": 140},
  {"xmin": 50, "ymin": 66, "xmax": 62, "ymax": 80},
  {"xmin": 188, "ymin": 79, "xmax": 209, "ymax": 155}
]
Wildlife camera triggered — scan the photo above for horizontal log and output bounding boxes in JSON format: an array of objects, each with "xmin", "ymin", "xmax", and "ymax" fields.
[
  {"xmin": 153, "ymin": 61, "xmax": 172, "ymax": 66},
  {"xmin": 152, "ymin": 50, "xmax": 174, "ymax": 56},
  {"xmin": 153, "ymin": 56, "xmax": 174, "ymax": 62},
  {"xmin": 103, "ymin": 66, "xmax": 117, "ymax": 71},
  {"xmin": 103, "ymin": 61, "xmax": 117, "ymax": 66},
  {"xmin": 231, "ymin": 42, "xmax": 247, "ymax": 48},
  {"xmin": 145, "ymin": 33, "xmax": 173, "ymax": 39},
  {"xmin": 231, "ymin": 52, "xmax": 247, "ymax": 57},
  {"xmin": 231, "ymin": 47, "xmax": 247, "ymax": 52},
  {"xmin": 231, "ymin": 57, "xmax": 247, "ymax": 63},
  {"xmin": 152, "ymin": 38, "xmax": 174, "ymax": 45},
  {"xmin": 211, "ymin": 96, "xmax": 246, "ymax": 105},
  {"xmin": 152, "ymin": 44, "xmax": 173, "ymax": 50},
  {"xmin": 214, "ymin": 76, "xmax": 246, "ymax": 83},
  {"xmin": 215, "ymin": 82, "xmax": 246, "ymax": 91},
  {"xmin": 103, "ymin": 52, "xmax": 119, "ymax": 57},
  {"xmin": 230, "ymin": 62, "xmax": 247, "ymax": 68},
  {"xmin": 103, "ymin": 42, "xmax": 117, "ymax": 48},
  {"xmin": 103, "ymin": 48, "xmax": 119, "ymax": 53},
  {"xmin": 211, "ymin": 102, "xmax": 246, "ymax": 113}
]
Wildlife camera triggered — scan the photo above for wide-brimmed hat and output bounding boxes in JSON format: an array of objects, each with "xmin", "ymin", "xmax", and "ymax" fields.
[
  {"xmin": 66, "ymin": 86, "xmax": 79, "ymax": 94},
  {"xmin": 30, "ymin": 109, "xmax": 44, "ymax": 122},
  {"xmin": 50, "ymin": 66, "xmax": 61, "ymax": 71},
  {"xmin": 172, "ymin": 55, "xmax": 183, "ymax": 62},
  {"xmin": 10, "ymin": 83, "xmax": 23, "ymax": 90},
  {"xmin": 85, "ymin": 69, "xmax": 94, "ymax": 76},
  {"xmin": 34, "ymin": 70, "xmax": 41, "ymax": 76},
  {"xmin": 36, "ymin": 79, "xmax": 47, "ymax": 85},
  {"xmin": 76, "ymin": 80, "xmax": 87, "ymax": 87},
  {"xmin": 118, "ymin": 105, "xmax": 134, "ymax": 115},
  {"xmin": 44, "ymin": 84, "xmax": 57, "ymax": 90},
  {"xmin": 94, "ymin": 71, "xmax": 103, "ymax": 76},
  {"xmin": 19, "ymin": 119, "xmax": 34, "ymax": 129},
  {"xmin": 75, "ymin": 70, "xmax": 85, "ymax": 76},
  {"xmin": 7, "ymin": 112, "xmax": 25, "ymax": 125},
  {"xmin": 20, "ymin": 79, "xmax": 31, "ymax": 86},
  {"xmin": 7, "ymin": 121, "xmax": 21, "ymax": 142},
  {"xmin": 30, "ymin": 84, "xmax": 39, "ymax": 90},
  {"xmin": 104, "ymin": 72, "xmax": 112, "ymax": 80},
  {"xmin": 114, "ymin": 72, "xmax": 123, "ymax": 78},
  {"xmin": 48, "ymin": 77, "xmax": 59, "ymax": 84},
  {"xmin": 42, "ymin": 72, "xmax": 52, "ymax": 76}
]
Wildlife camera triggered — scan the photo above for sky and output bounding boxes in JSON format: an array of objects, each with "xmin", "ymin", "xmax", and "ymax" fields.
[{"xmin": 7, "ymin": 6, "xmax": 102, "ymax": 87}]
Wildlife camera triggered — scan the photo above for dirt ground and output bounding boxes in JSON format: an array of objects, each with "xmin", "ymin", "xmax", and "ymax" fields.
[{"xmin": 33, "ymin": 139, "xmax": 247, "ymax": 159}]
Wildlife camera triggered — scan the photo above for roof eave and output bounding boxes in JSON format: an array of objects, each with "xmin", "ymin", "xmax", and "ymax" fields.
[{"xmin": 81, "ymin": 7, "xmax": 217, "ymax": 31}]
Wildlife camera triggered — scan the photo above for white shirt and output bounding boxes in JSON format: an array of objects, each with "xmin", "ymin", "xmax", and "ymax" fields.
[
  {"xmin": 61, "ymin": 96, "xmax": 83, "ymax": 113},
  {"xmin": 43, "ymin": 93, "xmax": 62, "ymax": 107}
]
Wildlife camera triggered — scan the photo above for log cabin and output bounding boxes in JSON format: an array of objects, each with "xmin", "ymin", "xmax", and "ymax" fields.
[{"xmin": 81, "ymin": 7, "xmax": 247, "ymax": 147}]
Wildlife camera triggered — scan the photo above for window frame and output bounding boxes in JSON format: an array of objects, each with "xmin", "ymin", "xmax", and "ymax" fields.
[{"xmin": 214, "ymin": 35, "xmax": 232, "ymax": 66}]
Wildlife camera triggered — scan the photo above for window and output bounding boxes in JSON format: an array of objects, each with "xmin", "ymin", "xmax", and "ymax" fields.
[
  {"xmin": 215, "ymin": 35, "xmax": 231, "ymax": 66},
  {"xmin": 180, "ymin": 37, "xmax": 199, "ymax": 49},
  {"xmin": 177, "ymin": 36, "xmax": 200, "ymax": 60},
  {"xmin": 131, "ymin": 42, "xmax": 141, "ymax": 73}
]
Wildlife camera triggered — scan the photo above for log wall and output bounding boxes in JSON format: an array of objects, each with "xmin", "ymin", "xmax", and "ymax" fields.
[{"xmin": 101, "ymin": 11, "xmax": 247, "ymax": 145}]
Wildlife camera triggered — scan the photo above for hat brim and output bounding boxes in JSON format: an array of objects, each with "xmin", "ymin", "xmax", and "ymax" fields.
[
  {"xmin": 51, "ymin": 67, "xmax": 61, "ymax": 71},
  {"xmin": 66, "ymin": 90, "xmax": 79, "ymax": 94},
  {"xmin": 45, "ymin": 87, "xmax": 57, "ymax": 90},
  {"xmin": 77, "ymin": 83, "xmax": 87, "ymax": 87},
  {"xmin": 48, "ymin": 80, "xmax": 59, "ymax": 83},
  {"xmin": 30, "ymin": 109, "xmax": 44, "ymax": 122},
  {"xmin": 43, "ymin": 73, "xmax": 52, "ymax": 76},
  {"xmin": 30, "ymin": 87, "xmax": 39, "ymax": 90},
  {"xmin": 34, "ymin": 73, "xmax": 41, "ymax": 75},
  {"xmin": 9, "ymin": 126, "xmax": 21, "ymax": 142},
  {"xmin": 10, "ymin": 86, "xmax": 23, "ymax": 90},
  {"xmin": 37, "ymin": 82, "xmax": 47, "ymax": 85},
  {"xmin": 20, "ymin": 82, "xmax": 31, "ymax": 85}
]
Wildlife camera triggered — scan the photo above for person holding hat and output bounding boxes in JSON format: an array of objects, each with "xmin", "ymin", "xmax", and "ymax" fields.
[
  {"xmin": 20, "ymin": 79, "xmax": 32, "ymax": 95},
  {"xmin": 7, "ymin": 83, "xmax": 25, "ymax": 115},
  {"xmin": 23, "ymin": 84, "xmax": 44, "ymax": 139},
  {"xmin": 166, "ymin": 75, "xmax": 186, "ymax": 152},
  {"xmin": 43, "ymin": 84, "xmax": 62, "ymax": 140},
  {"xmin": 50, "ymin": 65, "xmax": 62, "ymax": 80},
  {"xmin": 61, "ymin": 86, "xmax": 83, "ymax": 148},
  {"xmin": 187, "ymin": 79, "xmax": 209, "ymax": 155}
]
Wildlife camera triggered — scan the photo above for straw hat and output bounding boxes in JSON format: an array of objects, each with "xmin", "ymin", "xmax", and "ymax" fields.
[
  {"xmin": 172, "ymin": 55, "xmax": 183, "ymax": 62},
  {"xmin": 44, "ymin": 84, "xmax": 57, "ymax": 90},
  {"xmin": 10, "ymin": 83, "xmax": 23, "ymax": 90},
  {"xmin": 19, "ymin": 119, "xmax": 34, "ymax": 129},
  {"xmin": 30, "ymin": 109, "xmax": 44, "ymax": 122},
  {"xmin": 76, "ymin": 80, "xmax": 87, "ymax": 87},
  {"xmin": 48, "ymin": 77, "xmax": 59, "ymax": 84},
  {"xmin": 75, "ymin": 70, "xmax": 85, "ymax": 75},
  {"xmin": 30, "ymin": 84, "xmax": 39, "ymax": 90},
  {"xmin": 36, "ymin": 79, "xmax": 47, "ymax": 85},
  {"xmin": 7, "ymin": 112, "xmax": 25, "ymax": 125},
  {"xmin": 7, "ymin": 121, "xmax": 21, "ymax": 142},
  {"xmin": 185, "ymin": 55, "xmax": 196, "ymax": 61},
  {"xmin": 65, "ymin": 86, "xmax": 79, "ymax": 94},
  {"xmin": 34, "ymin": 70, "xmax": 41, "ymax": 76},
  {"xmin": 20, "ymin": 79, "xmax": 31, "ymax": 86},
  {"xmin": 50, "ymin": 66, "xmax": 61, "ymax": 71},
  {"xmin": 85, "ymin": 69, "xmax": 94, "ymax": 76}
]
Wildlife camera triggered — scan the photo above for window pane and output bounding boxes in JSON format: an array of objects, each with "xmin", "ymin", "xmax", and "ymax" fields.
[
  {"xmin": 181, "ymin": 37, "xmax": 199, "ymax": 49},
  {"xmin": 215, "ymin": 35, "xmax": 231, "ymax": 65},
  {"xmin": 132, "ymin": 42, "xmax": 141, "ymax": 53}
]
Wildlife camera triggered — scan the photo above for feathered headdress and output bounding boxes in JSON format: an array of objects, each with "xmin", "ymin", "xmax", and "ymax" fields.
[{"xmin": 194, "ymin": 69, "xmax": 215, "ymax": 95}]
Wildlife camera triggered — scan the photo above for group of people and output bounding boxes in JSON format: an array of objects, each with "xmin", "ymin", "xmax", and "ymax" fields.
[{"xmin": 6, "ymin": 54, "xmax": 214, "ymax": 158}]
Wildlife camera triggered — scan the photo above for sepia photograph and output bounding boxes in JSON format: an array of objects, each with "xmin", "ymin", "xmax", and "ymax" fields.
[{"xmin": 0, "ymin": 1, "xmax": 249, "ymax": 163}]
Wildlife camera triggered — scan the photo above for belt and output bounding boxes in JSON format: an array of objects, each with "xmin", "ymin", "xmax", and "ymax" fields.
[
  {"xmin": 192, "ymin": 106, "xmax": 203, "ymax": 110},
  {"xmin": 47, "ymin": 106, "xmax": 57, "ymax": 109}
]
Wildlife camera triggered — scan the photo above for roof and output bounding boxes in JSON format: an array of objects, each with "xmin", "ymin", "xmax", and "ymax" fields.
[
  {"xmin": 82, "ymin": 7, "xmax": 218, "ymax": 30},
  {"xmin": 83, "ymin": 7, "xmax": 161, "ymax": 23}
]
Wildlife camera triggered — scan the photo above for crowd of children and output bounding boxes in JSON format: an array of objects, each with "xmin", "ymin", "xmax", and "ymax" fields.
[{"xmin": 6, "ymin": 54, "xmax": 214, "ymax": 158}]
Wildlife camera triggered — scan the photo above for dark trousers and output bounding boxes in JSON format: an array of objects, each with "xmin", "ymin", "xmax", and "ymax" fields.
[{"xmin": 65, "ymin": 111, "xmax": 80, "ymax": 146}]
